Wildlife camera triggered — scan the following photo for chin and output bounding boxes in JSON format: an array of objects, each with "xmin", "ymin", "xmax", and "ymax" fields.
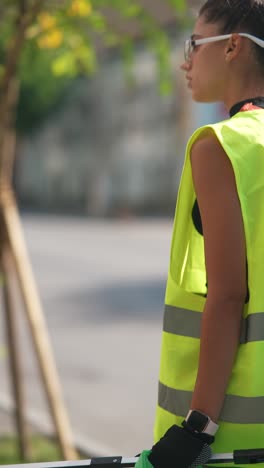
[
  {"xmin": 190, "ymin": 83, "xmax": 220, "ymax": 103},
  {"xmin": 191, "ymin": 90, "xmax": 218, "ymax": 103}
]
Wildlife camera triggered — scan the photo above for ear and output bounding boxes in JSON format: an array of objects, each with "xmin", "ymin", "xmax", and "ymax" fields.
[{"xmin": 224, "ymin": 34, "xmax": 242, "ymax": 62}]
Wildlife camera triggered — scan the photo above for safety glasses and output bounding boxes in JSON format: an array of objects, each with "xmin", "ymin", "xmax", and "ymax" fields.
[{"xmin": 184, "ymin": 33, "xmax": 264, "ymax": 61}]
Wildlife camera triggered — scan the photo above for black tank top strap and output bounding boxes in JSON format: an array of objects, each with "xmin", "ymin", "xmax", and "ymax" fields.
[{"xmin": 229, "ymin": 96, "xmax": 264, "ymax": 117}]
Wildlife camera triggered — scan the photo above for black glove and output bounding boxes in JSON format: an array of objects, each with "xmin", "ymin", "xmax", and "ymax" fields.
[{"xmin": 148, "ymin": 423, "xmax": 214, "ymax": 468}]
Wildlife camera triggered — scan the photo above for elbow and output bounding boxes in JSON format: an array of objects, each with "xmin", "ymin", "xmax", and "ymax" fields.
[
  {"xmin": 206, "ymin": 286, "xmax": 247, "ymax": 313},
  {"xmin": 207, "ymin": 274, "xmax": 248, "ymax": 307}
]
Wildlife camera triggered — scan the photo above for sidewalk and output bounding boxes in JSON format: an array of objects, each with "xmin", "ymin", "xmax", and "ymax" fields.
[
  {"xmin": 0, "ymin": 409, "xmax": 15, "ymax": 436},
  {"xmin": 0, "ymin": 403, "xmax": 93, "ymax": 459},
  {"xmin": 0, "ymin": 215, "xmax": 171, "ymax": 456}
]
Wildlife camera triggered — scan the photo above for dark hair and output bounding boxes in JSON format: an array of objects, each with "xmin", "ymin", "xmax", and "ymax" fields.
[{"xmin": 199, "ymin": 0, "xmax": 264, "ymax": 70}]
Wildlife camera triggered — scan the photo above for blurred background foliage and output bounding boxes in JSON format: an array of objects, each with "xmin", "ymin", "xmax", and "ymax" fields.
[{"xmin": 0, "ymin": 0, "xmax": 192, "ymax": 134}]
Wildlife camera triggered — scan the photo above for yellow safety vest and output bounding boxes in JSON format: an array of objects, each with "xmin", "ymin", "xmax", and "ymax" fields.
[{"xmin": 154, "ymin": 109, "xmax": 264, "ymax": 457}]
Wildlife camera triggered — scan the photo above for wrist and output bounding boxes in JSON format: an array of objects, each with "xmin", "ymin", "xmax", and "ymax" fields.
[{"xmin": 183, "ymin": 409, "xmax": 219, "ymax": 438}]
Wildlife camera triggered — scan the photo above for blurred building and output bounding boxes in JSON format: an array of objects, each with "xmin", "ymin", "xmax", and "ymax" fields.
[{"xmin": 15, "ymin": 1, "xmax": 226, "ymax": 217}]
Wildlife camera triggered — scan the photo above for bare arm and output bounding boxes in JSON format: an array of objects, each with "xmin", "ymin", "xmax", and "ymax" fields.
[{"xmin": 190, "ymin": 133, "xmax": 247, "ymax": 422}]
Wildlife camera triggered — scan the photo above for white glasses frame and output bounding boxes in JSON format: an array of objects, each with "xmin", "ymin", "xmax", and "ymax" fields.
[{"xmin": 184, "ymin": 33, "xmax": 264, "ymax": 61}]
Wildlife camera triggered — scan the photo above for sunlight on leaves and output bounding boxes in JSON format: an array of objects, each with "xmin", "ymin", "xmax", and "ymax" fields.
[
  {"xmin": 37, "ymin": 29, "xmax": 64, "ymax": 49},
  {"xmin": 38, "ymin": 12, "xmax": 57, "ymax": 31},
  {"xmin": 52, "ymin": 42, "xmax": 96, "ymax": 76},
  {"xmin": 68, "ymin": 0, "xmax": 93, "ymax": 17}
]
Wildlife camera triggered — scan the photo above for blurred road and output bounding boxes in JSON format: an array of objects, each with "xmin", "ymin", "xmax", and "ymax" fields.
[{"xmin": 0, "ymin": 214, "xmax": 173, "ymax": 457}]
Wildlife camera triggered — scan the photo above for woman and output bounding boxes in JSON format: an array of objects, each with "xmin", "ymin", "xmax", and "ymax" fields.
[{"xmin": 137, "ymin": 1, "xmax": 264, "ymax": 467}]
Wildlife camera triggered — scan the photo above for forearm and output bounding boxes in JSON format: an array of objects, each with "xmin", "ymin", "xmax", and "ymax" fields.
[{"xmin": 191, "ymin": 296, "xmax": 244, "ymax": 422}]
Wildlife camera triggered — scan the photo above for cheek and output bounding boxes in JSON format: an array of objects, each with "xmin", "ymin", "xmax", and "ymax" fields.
[
  {"xmin": 193, "ymin": 46, "xmax": 226, "ymax": 75},
  {"xmin": 194, "ymin": 50, "xmax": 226, "ymax": 78},
  {"xmin": 191, "ymin": 62, "xmax": 226, "ymax": 102}
]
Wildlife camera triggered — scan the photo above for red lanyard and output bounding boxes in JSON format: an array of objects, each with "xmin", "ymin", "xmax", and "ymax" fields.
[{"xmin": 240, "ymin": 102, "xmax": 263, "ymax": 112}]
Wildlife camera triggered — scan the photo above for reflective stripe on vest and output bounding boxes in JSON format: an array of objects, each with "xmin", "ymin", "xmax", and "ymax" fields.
[
  {"xmin": 163, "ymin": 305, "xmax": 264, "ymax": 343},
  {"xmin": 158, "ymin": 381, "xmax": 264, "ymax": 424}
]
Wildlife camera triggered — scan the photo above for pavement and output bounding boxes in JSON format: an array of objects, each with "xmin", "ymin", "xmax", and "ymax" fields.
[
  {"xmin": 0, "ymin": 214, "xmax": 173, "ymax": 459},
  {"xmin": 0, "ymin": 409, "xmax": 13, "ymax": 435}
]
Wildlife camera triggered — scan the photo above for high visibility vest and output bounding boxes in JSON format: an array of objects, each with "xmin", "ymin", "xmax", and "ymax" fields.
[{"xmin": 154, "ymin": 109, "xmax": 264, "ymax": 457}]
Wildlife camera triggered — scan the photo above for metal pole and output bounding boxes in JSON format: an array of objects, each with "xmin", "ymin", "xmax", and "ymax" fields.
[
  {"xmin": 0, "ymin": 453, "xmax": 236, "ymax": 468},
  {"xmin": 2, "ymin": 448, "xmax": 264, "ymax": 468}
]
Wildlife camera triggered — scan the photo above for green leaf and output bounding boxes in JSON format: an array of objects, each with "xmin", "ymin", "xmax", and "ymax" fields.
[
  {"xmin": 52, "ymin": 51, "xmax": 77, "ymax": 76},
  {"xmin": 123, "ymin": 4, "xmax": 142, "ymax": 17},
  {"xmin": 104, "ymin": 33, "xmax": 120, "ymax": 47},
  {"xmin": 159, "ymin": 79, "xmax": 173, "ymax": 96},
  {"xmin": 52, "ymin": 43, "xmax": 96, "ymax": 76},
  {"xmin": 76, "ymin": 44, "xmax": 97, "ymax": 73},
  {"xmin": 121, "ymin": 38, "xmax": 135, "ymax": 85},
  {"xmin": 167, "ymin": 0, "xmax": 187, "ymax": 13},
  {"xmin": 102, "ymin": 0, "xmax": 143, "ymax": 19},
  {"xmin": 17, "ymin": 42, "xmax": 72, "ymax": 132},
  {"xmin": 88, "ymin": 12, "xmax": 106, "ymax": 33}
]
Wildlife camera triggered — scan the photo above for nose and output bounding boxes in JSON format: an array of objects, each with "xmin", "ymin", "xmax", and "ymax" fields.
[{"xmin": 181, "ymin": 60, "xmax": 191, "ymax": 71}]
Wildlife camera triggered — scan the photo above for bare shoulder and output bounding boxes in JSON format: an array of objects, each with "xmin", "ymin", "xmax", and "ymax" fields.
[
  {"xmin": 191, "ymin": 130, "xmax": 220, "ymax": 155},
  {"xmin": 190, "ymin": 130, "xmax": 235, "ymax": 189}
]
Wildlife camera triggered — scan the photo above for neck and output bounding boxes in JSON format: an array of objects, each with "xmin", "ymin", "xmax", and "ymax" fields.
[{"xmin": 222, "ymin": 73, "xmax": 264, "ymax": 111}]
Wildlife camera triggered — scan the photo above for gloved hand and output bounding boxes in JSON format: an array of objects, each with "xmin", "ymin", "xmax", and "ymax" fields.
[{"xmin": 148, "ymin": 423, "xmax": 214, "ymax": 468}]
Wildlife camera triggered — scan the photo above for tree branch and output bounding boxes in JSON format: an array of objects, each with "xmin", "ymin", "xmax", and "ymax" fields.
[
  {"xmin": 0, "ymin": 0, "xmax": 45, "ymax": 115},
  {"xmin": 0, "ymin": 0, "xmax": 45, "ymax": 173},
  {"xmin": 19, "ymin": 0, "xmax": 28, "ymax": 15}
]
